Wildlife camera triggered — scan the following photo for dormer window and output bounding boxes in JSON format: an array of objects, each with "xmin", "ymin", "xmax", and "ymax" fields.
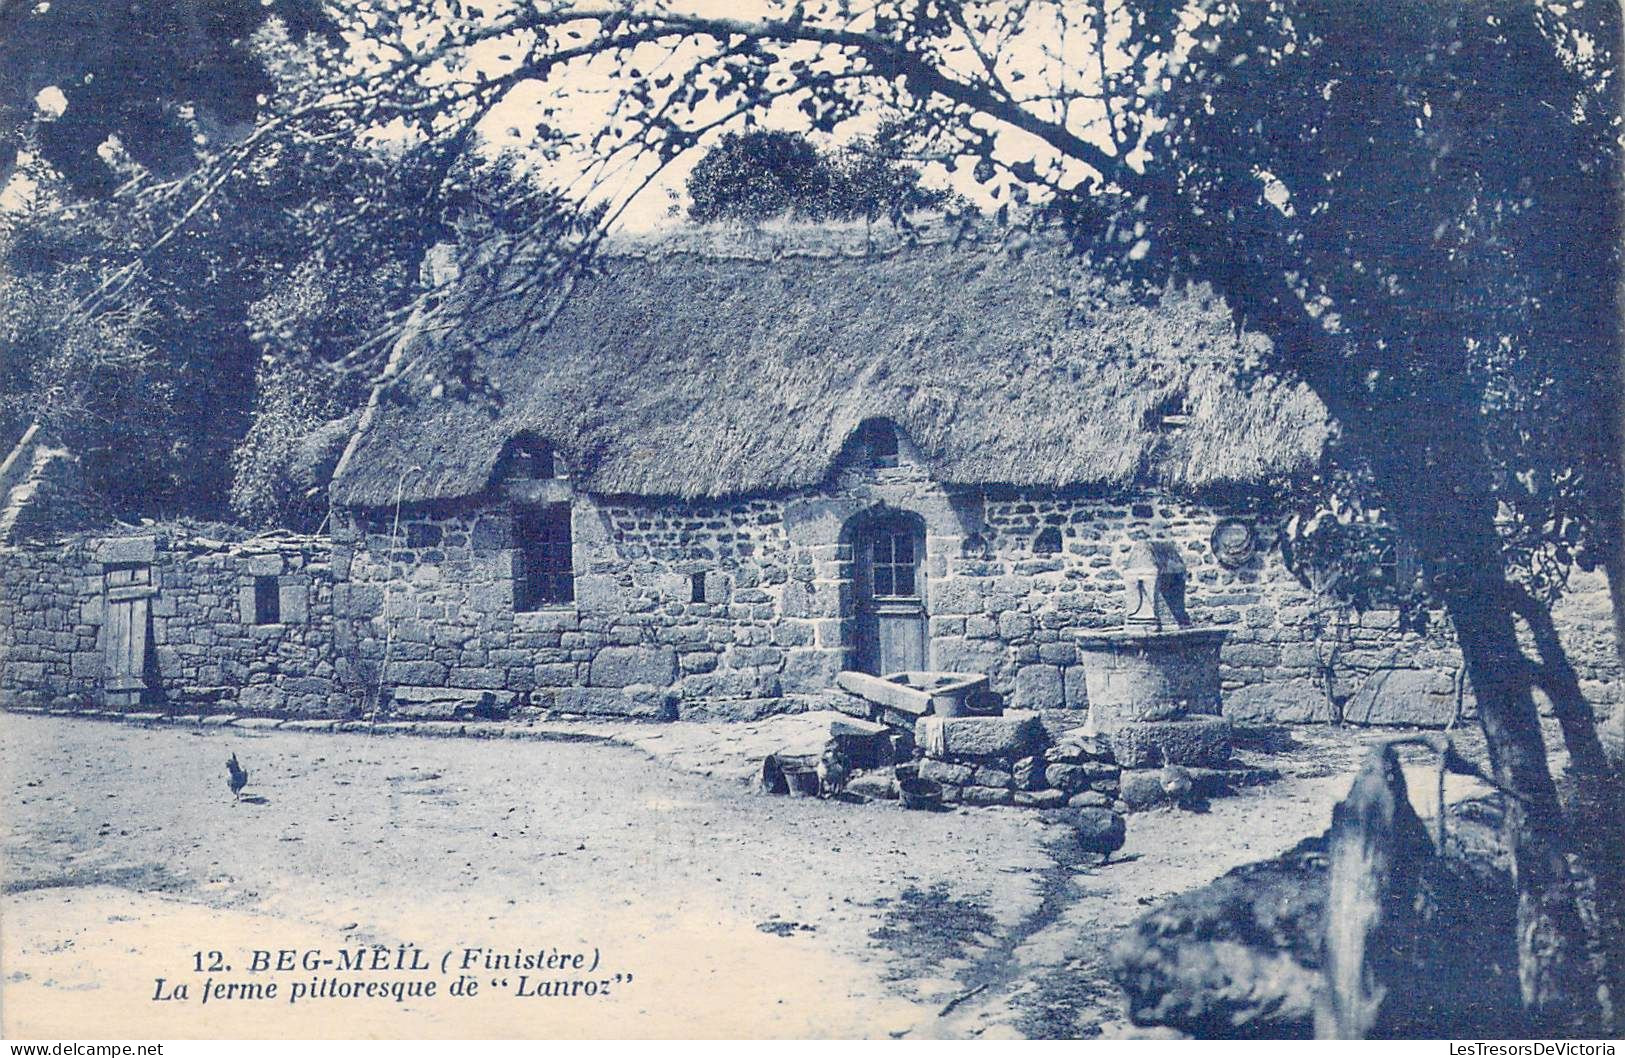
[
  {"xmin": 504, "ymin": 435, "xmax": 567, "ymax": 480},
  {"xmin": 1145, "ymin": 393, "xmax": 1191, "ymax": 432},
  {"xmin": 860, "ymin": 419, "xmax": 900, "ymax": 469}
]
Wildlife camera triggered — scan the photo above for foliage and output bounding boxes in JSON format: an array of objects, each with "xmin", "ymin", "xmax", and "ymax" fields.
[
  {"xmin": 0, "ymin": 210, "xmax": 180, "ymax": 511},
  {"xmin": 2, "ymin": 17, "xmax": 565, "ymax": 520},
  {"xmin": 0, "ymin": 0, "xmax": 330, "ymax": 194},
  {"xmin": 686, "ymin": 127, "xmax": 961, "ymax": 224},
  {"xmin": 686, "ymin": 130, "xmax": 831, "ymax": 223}
]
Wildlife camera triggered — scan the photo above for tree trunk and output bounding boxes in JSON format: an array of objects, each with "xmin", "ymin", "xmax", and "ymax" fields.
[
  {"xmin": 1438, "ymin": 562, "xmax": 1603, "ymax": 1033},
  {"xmin": 1510, "ymin": 588, "xmax": 1612, "ymax": 777},
  {"xmin": 1603, "ymin": 550, "xmax": 1625, "ymax": 763},
  {"xmin": 1317, "ymin": 745, "xmax": 1434, "ymax": 1037},
  {"xmin": 1178, "ymin": 226, "xmax": 1609, "ymax": 1032}
]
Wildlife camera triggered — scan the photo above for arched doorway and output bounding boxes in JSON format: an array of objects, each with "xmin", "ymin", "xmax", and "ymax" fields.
[{"xmin": 843, "ymin": 508, "xmax": 927, "ymax": 675}]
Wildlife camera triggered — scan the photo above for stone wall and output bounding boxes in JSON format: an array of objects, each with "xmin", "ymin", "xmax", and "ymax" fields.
[
  {"xmin": 328, "ymin": 442, "xmax": 1622, "ymax": 726},
  {"xmin": 329, "ymin": 491, "xmax": 798, "ymax": 720},
  {"xmin": 4, "ymin": 445, "xmax": 1619, "ymax": 727},
  {"xmin": 0, "ymin": 529, "xmax": 339, "ymax": 714}
]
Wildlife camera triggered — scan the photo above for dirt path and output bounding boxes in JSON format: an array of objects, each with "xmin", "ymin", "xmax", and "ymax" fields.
[{"xmin": 0, "ymin": 713, "xmax": 1493, "ymax": 1038}]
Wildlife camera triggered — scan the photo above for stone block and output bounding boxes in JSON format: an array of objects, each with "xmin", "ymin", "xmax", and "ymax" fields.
[
  {"xmin": 1222, "ymin": 680, "xmax": 1333, "ymax": 724},
  {"xmin": 726, "ymin": 645, "xmax": 784, "ymax": 669},
  {"xmin": 279, "ymin": 580, "xmax": 308, "ymax": 624},
  {"xmin": 588, "ymin": 645, "xmax": 677, "ymax": 688},
  {"xmin": 1012, "ymin": 755, "xmax": 1044, "ymax": 791},
  {"xmin": 930, "ymin": 577, "xmax": 982, "ymax": 616},
  {"xmin": 1046, "ymin": 730, "xmax": 1113, "ymax": 763},
  {"xmin": 930, "ymin": 636, "xmax": 1007, "ymax": 677},
  {"xmin": 449, "ymin": 667, "xmax": 507, "ymax": 689},
  {"xmin": 998, "ymin": 611, "xmax": 1034, "ymax": 640},
  {"xmin": 916, "ymin": 712, "xmax": 1044, "ymax": 761},
  {"xmin": 782, "ymin": 648, "xmax": 841, "ymax": 692},
  {"xmin": 1342, "ymin": 668, "xmax": 1463, "ymax": 727},
  {"xmin": 1067, "ymin": 790, "xmax": 1111, "ymax": 808},
  {"xmin": 961, "ymin": 785, "xmax": 1015, "ymax": 806},
  {"xmin": 248, "ymin": 554, "xmax": 284, "ymax": 576},
  {"xmin": 388, "ymin": 660, "xmax": 448, "ymax": 685},
  {"xmin": 1118, "ymin": 769, "xmax": 1176, "ymax": 810},
  {"xmin": 1061, "ymin": 665, "xmax": 1090, "ymax": 709},
  {"xmin": 918, "ymin": 759, "xmax": 974, "ymax": 786},
  {"xmin": 552, "ymin": 685, "xmax": 677, "ymax": 720},
  {"xmin": 973, "ymin": 765, "xmax": 1014, "ymax": 789},
  {"xmin": 1109, "ymin": 717, "xmax": 1233, "ymax": 769},
  {"xmin": 1223, "ymin": 644, "xmax": 1281, "ymax": 668},
  {"xmin": 1014, "ymin": 788, "xmax": 1067, "ymax": 808},
  {"xmin": 1044, "ymin": 763, "xmax": 1091, "ymax": 794},
  {"xmin": 964, "ymin": 614, "xmax": 997, "ymax": 639},
  {"xmin": 94, "ymin": 536, "xmax": 156, "ymax": 564},
  {"xmin": 1045, "ymin": 760, "xmax": 1118, "ymax": 793},
  {"xmin": 679, "ymin": 651, "xmax": 720, "ymax": 675},
  {"xmin": 1011, "ymin": 663, "xmax": 1063, "ymax": 710},
  {"xmin": 846, "ymin": 773, "xmax": 898, "ymax": 800},
  {"xmin": 469, "ymin": 516, "xmax": 510, "ymax": 550}
]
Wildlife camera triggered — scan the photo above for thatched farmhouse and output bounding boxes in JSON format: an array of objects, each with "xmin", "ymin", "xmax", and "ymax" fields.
[{"xmin": 2, "ymin": 224, "xmax": 1619, "ymax": 727}]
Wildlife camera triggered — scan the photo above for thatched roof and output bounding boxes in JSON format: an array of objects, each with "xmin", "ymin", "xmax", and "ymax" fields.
[{"xmin": 330, "ymin": 221, "xmax": 1331, "ymax": 508}]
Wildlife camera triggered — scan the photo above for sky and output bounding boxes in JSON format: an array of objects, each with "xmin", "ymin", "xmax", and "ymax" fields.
[{"xmin": 2, "ymin": 1, "xmax": 1147, "ymax": 230}]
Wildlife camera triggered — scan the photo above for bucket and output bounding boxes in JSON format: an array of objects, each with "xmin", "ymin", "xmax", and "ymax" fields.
[
  {"xmin": 898, "ymin": 776, "xmax": 943, "ymax": 810},
  {"xmin": 784, "ymin": 766, "xmax": 821, "ymax": 798}
]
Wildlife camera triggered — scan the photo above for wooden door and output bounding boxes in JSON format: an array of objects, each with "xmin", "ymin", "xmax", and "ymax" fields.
[
  {"xmin": 104, "ymin": 564, "xmax": 154, "ymax": 707},
  {"xmin": 854, "ymin": 519, "xmax": 926, "ymax": 675}
]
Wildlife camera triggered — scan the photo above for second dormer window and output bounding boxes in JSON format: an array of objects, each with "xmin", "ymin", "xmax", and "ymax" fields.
[
  {"xmin": 862, "ymin": 419, "xmax": 899, "ymax": 468},
  {"xmin": 506, "ymin": 436, "xmax": 567, "ymax": 480}
]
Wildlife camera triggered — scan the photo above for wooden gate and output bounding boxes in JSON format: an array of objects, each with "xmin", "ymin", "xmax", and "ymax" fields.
[{"xmin": 103, "ymin": 563, "xmax": 154, "ymax": 707}]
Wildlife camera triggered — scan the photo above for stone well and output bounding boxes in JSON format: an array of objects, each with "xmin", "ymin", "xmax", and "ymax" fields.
[{"xmin": 1074, "ymin": 540, "xmax": 1234, "ymax": 775}]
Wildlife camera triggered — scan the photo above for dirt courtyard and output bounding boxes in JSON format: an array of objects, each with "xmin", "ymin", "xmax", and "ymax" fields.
[{"xmin": 1, "ymin": 712, "xmax": 1500, "ymax": 1039}]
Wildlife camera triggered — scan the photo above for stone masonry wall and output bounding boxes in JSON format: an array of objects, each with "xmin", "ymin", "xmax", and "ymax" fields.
[
  {"xmin": 0, "ymin": 530, "xmax": 338, "ymax": 714},
  {"xmin": 329, "ymin": 441, "xmax": 1622, "ymax": 726},
  {"xmin": 330, "ymin": 492, "xmax": 799, "ymax": 720},
  {"xmin": 4, "ymin": 446, "xmax": 1618, "ymax": 727}
]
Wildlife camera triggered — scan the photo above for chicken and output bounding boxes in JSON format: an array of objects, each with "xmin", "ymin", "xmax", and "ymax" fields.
[
  {"xmin": 226, "ymin": 753, "xmax": 249, "ymax": 802},
  {"xmin": 1159, "ymin": 763, "xmax": 1193, "ymax": 802},
  {"xmin": 1073, "ymin": 807, "xmax": 1127, "ymax": 865},
  {"xmin": 816, "ymin": 741, "xmax": 851, "ymax": 799}
]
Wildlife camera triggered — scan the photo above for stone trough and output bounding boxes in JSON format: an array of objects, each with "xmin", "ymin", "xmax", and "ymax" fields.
[{"xmin": 834, "ymin": 669, "xmax": 992, "ymax": 726}]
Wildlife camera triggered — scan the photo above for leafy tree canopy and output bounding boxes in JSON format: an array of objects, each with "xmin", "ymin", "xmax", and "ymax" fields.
[{"xmin": 685, "ymin": 127, "xmax": 961, "ymax": 223}]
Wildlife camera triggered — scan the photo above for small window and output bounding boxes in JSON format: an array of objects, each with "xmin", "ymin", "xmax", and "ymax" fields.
[
  {"xmin": 1033, "ymin": 527, "xmax": 1062, "ymax": 555},
  {"xmin": 690, "ymin": 572, "xmax": 707, "ymax": 604},
  {"xmin": 515, "ymin": 505, "xmax": 574, "ymax": 610},
  {"xmin": 1132, "ymin": 503, "xmax": 1155, "ymax": 520},
  {"xmin": 861, "ymin": 420, "xmax": 900, "ymax": 469},
  {"xmin": 254, "ymin": 576, "xmax": 281, "ymax": 625},
  {"xmin": 871, "ymin": 531, "xmax": 917, "ymax": 598},
  {"xmin": 104, "ymin": 563, "xmax": 152, "ymax": 589},
  {"xmin": 1376, "ymin": 535, "xmax": 1423, "ymax": 602}
]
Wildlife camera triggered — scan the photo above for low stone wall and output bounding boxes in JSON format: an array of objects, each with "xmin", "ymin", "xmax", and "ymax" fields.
[
  {"xmin": 0, "ymin": 528, "xmax": 340, "ymax": 715},
  {"xmin": 915, "ymin": 714, "xmax": 1120, "ymax": 809}
]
